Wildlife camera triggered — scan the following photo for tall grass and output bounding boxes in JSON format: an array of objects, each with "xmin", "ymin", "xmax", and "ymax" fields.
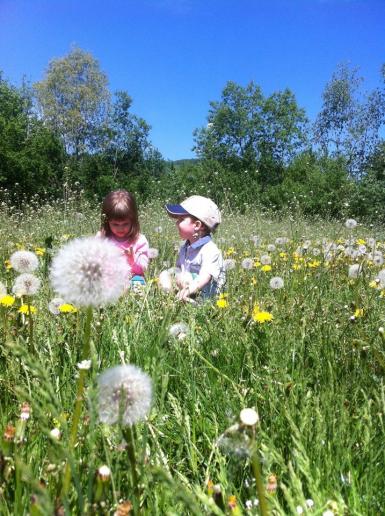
[{"xmin": 0, "ymin": 192, "xmax": 385, "ymax": 514}]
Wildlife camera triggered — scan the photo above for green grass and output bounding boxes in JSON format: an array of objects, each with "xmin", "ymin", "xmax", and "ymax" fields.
[{"xmin": 0, "ymin": 192, "xmax": 385, "ymax": 515}]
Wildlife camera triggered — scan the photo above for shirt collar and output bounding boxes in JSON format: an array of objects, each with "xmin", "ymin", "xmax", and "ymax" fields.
[{"xmin": 187, "ymin": 235, "xmax": 212, "ymax": 249}]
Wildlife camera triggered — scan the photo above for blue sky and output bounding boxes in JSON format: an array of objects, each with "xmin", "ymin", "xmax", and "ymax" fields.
[{"xmin": 0, "ymin": 0, "xmax": 384, "ymax": 160}]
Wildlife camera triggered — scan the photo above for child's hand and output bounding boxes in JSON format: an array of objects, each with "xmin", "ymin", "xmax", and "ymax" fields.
[{"xmin": 177, "ymin": 287, "xmax": 191, "ymax": 302}]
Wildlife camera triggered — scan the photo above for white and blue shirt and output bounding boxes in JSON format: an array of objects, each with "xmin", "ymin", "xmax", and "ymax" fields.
[{"xmin": 176, "ymin": 235, "xmax": 225, "ymax": 296}]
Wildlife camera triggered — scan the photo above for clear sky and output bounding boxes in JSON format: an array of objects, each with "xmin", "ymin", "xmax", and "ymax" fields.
[{"xmin": 0, "ymin": 0, "xmax": 384, "ymax": 160}]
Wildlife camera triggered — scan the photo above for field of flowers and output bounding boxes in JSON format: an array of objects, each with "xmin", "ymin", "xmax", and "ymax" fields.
[{"xmin": 1, "ymin": 192, "xmax": 385, "ymax": 515}]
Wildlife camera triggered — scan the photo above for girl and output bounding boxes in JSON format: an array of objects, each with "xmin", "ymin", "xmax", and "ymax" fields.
[
  {"xmin": 166, "ymin": 195, "xmax": 225, "ymax": 301},
  {"xmin": 99, "ymin": 190, "xmax": 149, "ymax": 284}
]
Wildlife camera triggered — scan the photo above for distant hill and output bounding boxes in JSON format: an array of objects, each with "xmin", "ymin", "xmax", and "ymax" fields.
[{"xmin": 172, "ymin": 158, "xmax": 199, "ymax": 167}]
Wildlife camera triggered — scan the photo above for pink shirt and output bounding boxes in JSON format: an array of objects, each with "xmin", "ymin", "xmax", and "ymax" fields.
[{"xmin": 102, "ymin": 233, "xmax": 149, "ymax": 276}]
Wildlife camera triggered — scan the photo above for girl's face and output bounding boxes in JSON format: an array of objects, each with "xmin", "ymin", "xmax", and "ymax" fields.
[
  {"xmin": 109, "ymin": 218, "xmax": 132, "ymax": 240},
  {"xmin": 175, "ymin": 215, "xmax": 201, "ymax": 242}
]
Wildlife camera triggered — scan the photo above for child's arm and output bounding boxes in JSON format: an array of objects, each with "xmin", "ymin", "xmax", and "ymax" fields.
[
  {"xmin": 130, "ymin": 235, "xmax": 150, "ymax": 276},
  {"xmin": 177, "ymin": 272, "xmax": 212, "ymax": 301}
]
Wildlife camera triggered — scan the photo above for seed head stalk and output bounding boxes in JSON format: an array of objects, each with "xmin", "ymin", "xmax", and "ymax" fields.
[
  {"xmin": 122, "ymin": 425, "xmax": 141, "ymax": 511},
  {"xmin": 62, "ymin": 305, "xmax": 93, "ymax": 497},
  {"xmin": 250, "ymin": 435, "xmax": 269, "ymax": 516}
]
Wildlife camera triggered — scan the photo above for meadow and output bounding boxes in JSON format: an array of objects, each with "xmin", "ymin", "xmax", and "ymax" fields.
[{"xmin": 0, "ymin": 190, "xmax": 385, "ymax": 515}]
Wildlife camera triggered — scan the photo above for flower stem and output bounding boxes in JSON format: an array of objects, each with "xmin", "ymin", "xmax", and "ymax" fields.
[
  {"xmin": 250, "ymin": 440, "xmax": 269, "ymax": 516},
  {"xmin": 123, "ymin": 426, "xmax": 141, "ymax": 511},
  {"xmin": 62, "ymin": 305, "xmax": 93, "ymax": 498}
]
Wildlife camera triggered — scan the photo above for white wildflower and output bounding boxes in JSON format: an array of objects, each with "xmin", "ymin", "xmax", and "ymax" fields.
[
  {"xmin": 48, "ymin": 297, "xmax": 66, "ymax": 315},
  {"xmin": 348, "ymin": 264, "xmax": 363, "ymax": 279},
  {"xmin": 372, "ymin": 253, "xmax": 384, "ymax": 266},
  {"xmin": 158, "ymin": 269, "xmax": 174, "ymax": 293},
  {"xmin": 377, "ymin": 269, "xmax": 385, "ymax": 288},
  {"xmin": 78, "ymin": 360, "xmax": 92, "ymax": 370},
  {"xmin": 169, "ymin": 322, "xmax": 189, "ymax": 340},
  {"xmin": 241, "ymin": 258, "xmax": 254, "ymax": 270},
  {"xmin": 345, "ymin": 218, "xmax": 357, "ymax": 229},
  {"xmin": 275, "ymin": 237, "xmax": 289, "ymax": 246},
  {"xmin": 296, "ymin": 506, "xmax": 304, "ymax": 515},
  {"xmin": 12, "ymin": 273, "xmax": 41, "ymax": 296},
  {"xmin": 240, "ymin": 408, "xmax": 259, "ymax": 426},
  {"xmin": 98, "ymin": 364, "xmax": 152, "ymax": 426},
  {"xmin": 50, "ymin": 428, "xmax": 61, "ymax": 440},
  {"xmin": 223, "ymin": 258, "xmax": 236, "ymax": 271},
  {"xmin": 148, "ymin": 248, "xmax": 159, "ymax": 259},
  {"xmin": 305, "ymin": 499, "xmax": 314, "ymax": 508},
  {"xmin": 0, "ymin": 281, "xmax": 6, "ymax": 297},
  {"xmin": 269, "ymin": 276, "xmax": 284, "ymax": 289},
  {"xmin": 50, "ymin": 237, "xmax": 129, "ymax": 307},
  {"xmin": 260, "ymin": 254, "xmax": 271, "ymax": 265},
  {"xmin": 97, "ymin": 465, "xmax": 111, "ymax": 481},
  {"xmin": 10, "ymin": 250, "xmax": 39, "ymax": 273},
  {"xmin": 267, "ymin": 244, "xmax": 276, "ymax": 252}
]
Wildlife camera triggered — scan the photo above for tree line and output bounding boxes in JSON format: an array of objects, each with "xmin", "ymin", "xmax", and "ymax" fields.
[{"xmin": 0, "ymin": 47, "xmax": 384, "ymax": 221}]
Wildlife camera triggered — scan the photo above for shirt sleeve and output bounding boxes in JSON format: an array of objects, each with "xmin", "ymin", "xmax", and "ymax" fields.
[
  {"xmin": 131, "ymin": 234, "xmax": 149, "ymax": 276},
  {"xmin": 199, "ymin": 247, "xmax": 223, "ymax": 281}
]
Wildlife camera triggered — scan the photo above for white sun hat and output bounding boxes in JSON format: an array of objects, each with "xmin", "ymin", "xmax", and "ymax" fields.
[{"xmin": 166, "ymin": 195, "xmax": 221, "ymax": 230}]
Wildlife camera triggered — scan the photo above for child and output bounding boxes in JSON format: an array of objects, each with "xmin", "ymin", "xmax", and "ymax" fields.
[
  {"xmin": 99, "ymin": 190, "xmax": 149, "ymax": 284},
  {"xmin": 166, "ymin": 195, "xmax": 225, "ymax": 301}
]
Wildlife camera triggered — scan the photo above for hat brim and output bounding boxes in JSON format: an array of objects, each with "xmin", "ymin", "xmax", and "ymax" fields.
[{"xmin": 165, "ymin": 204, "xmax": 189, "ymax": 216}]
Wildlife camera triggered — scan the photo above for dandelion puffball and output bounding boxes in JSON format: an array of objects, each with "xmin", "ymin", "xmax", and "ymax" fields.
[
  {"xmin": 0, "ymin": 281, "xmax": 6, "ymax": 298},
  {"xmin": 12, "ymin": 273, "xmax": 41, "ymax": 296},
  {"xmin": 98, "ymin": 364, "xmax": 152, "ymax": 426},
  {"xmin": 348, "ymin": 264, "xmax": 363, "ymax": 279},
  {"xmin": 240, "ymin": 408, "xmax": 259, "ymax": 426},
  {"xmin": 224, "ymin": 258, "xmax": 236, "ymax": 271},
  {"xmin": 169, "ymin": 322, "xmax": 189, "ymax": 340},
  {"xmin": 269, "ymin": 276, "xmax": 284, "ymax": 289},
  {"xmin": 148, "ymin": 248, "xmax": 159, "ymax": 259},
  {"xmin": 345, "ymin": 218, "xmax": 357, "ymax": 229},
  {"xmin": 50, "ymin": 237, "xmax": 129, "ymax": 307},
  {"xmin": 241, "ymin": 258, "xmax": 254, "ymax": 270},
  {"xmin": 10, "ymin": 250, "xmax": 39, "ymax": 273}
]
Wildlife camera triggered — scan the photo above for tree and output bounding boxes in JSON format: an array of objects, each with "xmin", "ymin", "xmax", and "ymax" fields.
[
  {"xmin": 313, "ymin": 63, "xmax": 385, "ymax": 177},
  {"xmin": 193, "ymin": 81, "xmax": 308, "ymax": 181},
  {"xmin": 0, "ymin": 74, "xmax": 65, "ymax": 198},
  {"xmin": 34, "ymin": 47, "xmax": 110, "ymax": 157}
]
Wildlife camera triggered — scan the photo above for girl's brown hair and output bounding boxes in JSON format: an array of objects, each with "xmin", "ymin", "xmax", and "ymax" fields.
[{"xmin": 101, "ymin": 190, "xmax": 140, "ymax": 240}]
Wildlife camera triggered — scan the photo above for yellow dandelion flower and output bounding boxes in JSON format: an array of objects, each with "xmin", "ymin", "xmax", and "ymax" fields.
[
  {"xmin": 207, "ymin": 480, "xmax": 214, "ymax": 495},
  {"xmin": 356, "ymin": 239, "xmax": 366, "ymax": 246},
  {"xmin": 251, "ymin": 277, "xmax": 257, "ymax": 286},
  {"xmin": 307, "ymin": 260, "xmax": 321, "ymax": 268},
  {"xmin": 261, "ymin": 264, "xmax": 272, "ymax": 272},
  {"xmin": 337, "ymin": 238, "xmax": 345, "ymax": 244},
  {"xmin": 34, "ymin": 247, "xmax": 46, "ymax": 256},
  {"xmin": 293, "ymin": 264, "xmax": 302, "ymax": 270},
  {"xmin": 216, "ymin": 298, "xmax": 228, "ymax": 309},
  {"xmin": 58, "ymin": 303, "xmax": 77, "ymax": 313},
  {"xmin": 219, "ymin": 292, "xmax": 228, "ymax": 299},
  {"xmin": 253, "ymin": 310, "xmax": 273, "ymax": 323},
  {"xmin": 243, "ymin": 251, "xmax": 250, "ymax": 257},
  {"xmin": 18, "ymin": 304, "xmax": 37, "ymax": 314},
  {"xmin": 228, "ymin": 495, "xmax": 237, "ymax": 509},
  {"xmin": 4, "ymin": 260, "xmax": 12, "ymax": 270},
  {"xmin": 254, "ymin": 260, "xmax": 261, "ymax": 267},
  {"xmin": 354, "ymin": 308, "xmax": 364, "ymax": 318},
  {"xmin": 0, "ymin": 295, "xmax": 15, "ymax": 307},
  {"xmin": 16, "ymin": 243, "xmax": 25, "ymax": 250},
  {"xmin": 369, "ymin": 280, "xmax": 380, "ymax": 289},
  {"xmin": 380, "ymin": 290, "xmax": 385, "ymax": 298}
]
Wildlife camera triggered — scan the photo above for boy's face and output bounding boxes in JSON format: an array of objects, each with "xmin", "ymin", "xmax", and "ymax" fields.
[{"xmin": 175, "ymin": 215, "xmax": 201, "ymax": 242}]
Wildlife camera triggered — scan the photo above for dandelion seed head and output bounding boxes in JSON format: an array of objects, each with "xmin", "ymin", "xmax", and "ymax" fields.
[
  {"xmin": 48, "ymin": 297, "xmax": 66, "ymax": 315},
  {"xmin": 267, "ymin": 244, "xmax": 276, "ymax": 252},
  {"xmin": 224, "ymin": 258, "xmax": 236, "ymax": 271},
  {"xmin": 240, "ymin": 408, "xmax": 259, "ymax": 426},
  {"xmin": 260, "ymin": 254, "xmax": 271, "ymax": 265},
  {"xmin": 12, "ymin": 273, "xmax": 41, "ymax": 296},
  {"xmin": 275, "ymin": 237, "xmax": 289, "ymax": 246},
  {"xmin": 148, "ymin": 248, "xmax": 159, "ymax": 259},
  {"xmin": 10, "ymin": 250, "xmax": 39, "ymax": 273},
  {"xmin": 98, "ymin": 364, "xmax": 152, "ymax": 426},
  {"xmin": 50, "ymin": 237, "xmax": 129, "ymax": 307},
  {"xmin": 269, "ymin": 276, "xmax": 284, "ymax": 289},
  {"xmin": 169, "ymin": 322, "xmax": 189, "ymax": 340},
  {"xmin": 250, "ymin": 235, "xmax": 261, "ymax": 247},
  {"xmin": 241, "ymin": 258, "xmax": 254, "ymax": 270},
  {"xmin": 50, "ymin": 428, "xmax": 61, "ymax": 440},
  {"xmin": 377, "ymin": 269, "xmax": 385, "ymax": 288},
  {"xmin": 348, "ymin": 264, "xmax": 362, "ymax": 279},
  {"xmin": 345, "ymin": 218, "xmax": 357, "ymax": 229},
  {"xmin": 97, "ymin": 465, "xmax": 111, "ymax": 481},
  {"xmin": 0, "ymin": 281, "xmax": 6, "ymax": 298},
  {"xmin": 158, "ymin": 269, "xmax": 174, "ymax": 292}
]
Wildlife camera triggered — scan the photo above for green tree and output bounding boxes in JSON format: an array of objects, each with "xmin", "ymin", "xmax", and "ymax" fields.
[
  {"xmin": 34, "ymin": 47, "xmax": 110, "ymax": 157},
  {"xmin": 0, "ymin": 74, "xmax": 65, "ymax": 198},
  {"xmin": 313, "ymin": 63, "xmax": 385, "ymax": 177},
  {"xmin": 193, "ymin": 81, "xmax": 308, "ymax": 180}
]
